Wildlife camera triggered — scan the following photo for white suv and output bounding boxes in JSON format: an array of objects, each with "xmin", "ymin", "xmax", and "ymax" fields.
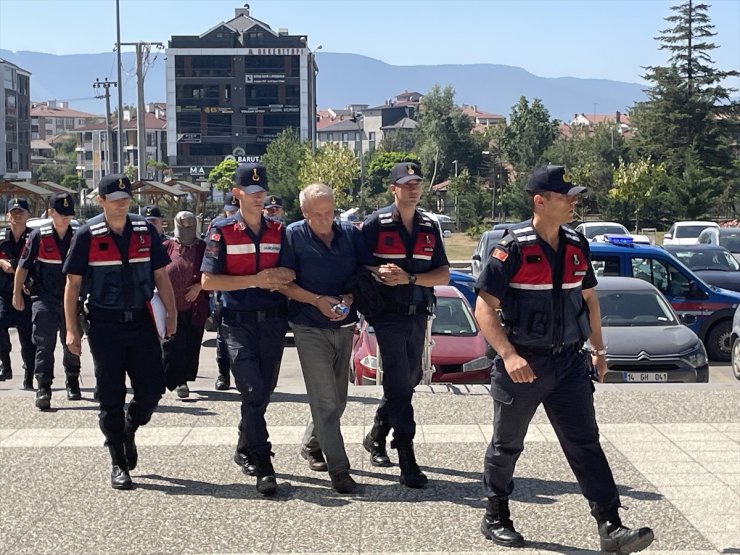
[{"xmin": 663, "ymin": 221, "xmax": 719, "ymax": 246}]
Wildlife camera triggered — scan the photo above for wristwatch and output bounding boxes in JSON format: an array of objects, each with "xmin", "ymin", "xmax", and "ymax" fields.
[
  {"xmin": 592, "ymin": 348, "xmax": 608, "ymax": 356},
  {"xmin": 408, "ymin": 274, "xmax": 417, "ymax": 285}
]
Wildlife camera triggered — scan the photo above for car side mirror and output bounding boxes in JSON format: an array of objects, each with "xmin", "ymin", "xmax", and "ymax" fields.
[
  {"xmin": 472, "ymin": 254, "xmax": 481, "ymax": 261},
  {"xmin": 664, "ymin": 233, "xmax": 672, "ymax": 240},
  {"xmin": 680, "ymin": 313, "xmax": 697, "ymax": 325},
  {"xmin": 688, "ymin": 282, "xmax": 708, "ymax": 300}
]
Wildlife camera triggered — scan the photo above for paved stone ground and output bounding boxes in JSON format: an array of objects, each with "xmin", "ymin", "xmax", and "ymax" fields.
[{"xmin": 0, "ymin": 331, "xmax": 738, "ymax": 554}]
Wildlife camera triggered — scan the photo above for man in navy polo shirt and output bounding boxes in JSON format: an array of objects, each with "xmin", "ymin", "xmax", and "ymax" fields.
[
  {"xmin": 64, "ymin": 174, "xmax": 177, "ymax": 490},
  {"xmin": 201, "ymin": 162, "xmax": 294, "ymax": 496},
  {"xmin": 280, "ymin": 183, "xmax": 363, "ymax": 494}
]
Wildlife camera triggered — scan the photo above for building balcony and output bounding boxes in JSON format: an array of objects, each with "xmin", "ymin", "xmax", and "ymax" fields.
[{"xmin": 75, "ymin": 147, "xmax": 85, "ymax": 152}]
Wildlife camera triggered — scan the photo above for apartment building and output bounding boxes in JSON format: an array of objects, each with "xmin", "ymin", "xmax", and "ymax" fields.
[
  {"xmin": 1, "ymin": 58, "xmax": 31, "ymax": 179},
  {"xmin": 31, "ymin": 101, "xmax": 99, "ymax": 140}
]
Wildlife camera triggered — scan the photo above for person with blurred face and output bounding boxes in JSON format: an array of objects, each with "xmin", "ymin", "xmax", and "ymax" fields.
[
  {"xmin": 13, "ymin": 193, "xmax": 82, "ymax": 409},
  {"xmin": 201, "ymin": 162, "xmax": 294, "ymax": 496},
  {"xmin": 143, "ymin": 205, "xmax": 167, "ymax": 239},
  {"xmin": 63, "ymin": 174, "xmax": 177, "ymax": 490},
  {"xmin": 279, "ymin": 184, "xmax": 363, "ymax": 494},
  {"xmin": 161, "ymin": 211, "xmax": 209, "ymax": 399},
  {"xmin": 0, "ymin": 198, "xmax": 36, "ymax": 387},
  {"xmin": 263, "ymin": 195, "xmax": 285, "ymax": 223}
]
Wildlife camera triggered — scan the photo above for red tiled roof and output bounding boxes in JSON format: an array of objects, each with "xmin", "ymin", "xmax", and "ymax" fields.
[
  {"xmin": 75, "ymin": 111, "xmax": 167, "ymax": 131},
  {"xmin": 31, "ymin": 105, "xmax": 100, "ymax": 119}
]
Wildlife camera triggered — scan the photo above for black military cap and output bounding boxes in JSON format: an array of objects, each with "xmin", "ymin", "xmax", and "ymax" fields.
[
  {"xmin": 234, "ymin": 162, "xmax": 269, "ymax": 193},
  {"xmin": 390, "ymin": 162, "xmax": 423, "ymax": 185},
  {"xmin": 263, "ymin": 195, "xmax": 283, "ymax": 208},
  {"xmin": 7, "ymin": 198, "xmax": 30, "ymax": 212},
  {"xmin": 525, "ymin": 165, "xmax": 587, "ymax": 196},
  {"xmin": 143, "ymin": 205, "xmax": 162, "ymax": 219},
  {"xmin": 50, "ymin": 192, "xmax": 75, "ymax": 216},
  {"xmin": 224, "ymin": 193, "xmax": 240, "ymax": 212},
  {"xmin": 98, "ymin": 174, "xmax": 133, "ymax": 200}
]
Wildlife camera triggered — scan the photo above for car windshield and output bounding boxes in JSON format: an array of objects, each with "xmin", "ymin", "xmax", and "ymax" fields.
[
  {"xmin": 675, "ymin": 225, "xmax": 713, "ymax": 238},
  {"xmin": 719, "ymin": 231, "xmax": 740, "ymax": 252},
  {"xmin": 597, "ymin": 290, "xmax": 678, "ymax": 327},
  {"xmin": 431, "ymin": 297, "xmax": 478, "ymax": 336},
  {"xmin": 583, "ymin": 224, "xmax": 628, "ymax": 238},
  {"xmin": 672, "ymin": 250, "xmax": 740, "ymax": 272}
]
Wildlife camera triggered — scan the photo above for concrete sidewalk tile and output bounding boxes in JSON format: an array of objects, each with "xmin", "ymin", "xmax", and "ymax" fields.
[
  {"xmin": 269, "ymin": 425, "xmax": 305, "ymax": 444},
  {"xmin": 0, "ymin": 428, "xmax": 17, "ymax": 441},
  {"xmin": 690, "ymin": 448, "xmax": 740, "ymax": 463},
  {"xmin": 535, "ymin": 424, "xmax": 560, "ymax": 442},
  {"xmin": 0, "ymin": 427, "xmax": 76, "ymax": 447},
  {"xmin": 631, "ymin": 460, "xmax": 707, "ymax": 474},
  {"xmin": 620, "ymin": 449, "xmax": 694, "ymax": 462},
  {"xmin": 340, "ymin": 424, "xmax": 365, "ymax": 443},
  {"xmin": 700, "ymin": 460, "xmax": 740, "ymax": 474},
  {"xmin": 673, "ymin": 495, "xmax": 740, "ymax": 514},
  {"xmin": 420, "ymin": 424, "xmax": 486, "ymax": 443},
  {"xmin": 180, "ymin": 426, "xmax": 234, "ymax": 445},
  {"xmin": 134, "ymin": 426, "xmax": 191, "ymax": 446},
  {"xmin": 702, "ymin": 530, "xmax": 740, "ymax": 552},
  {"xmin": 659, "ymin": 431, "xmax": 730, "ymax": 442},
  {"xmin": 657, "ymin": 484, "xmax": 735, "ymax": 501},
  {"xmin": 641, "ymin": 472, "xmax": 726, "ymax": 487},
  {"xmin": 57, "ymin": 426, "xmax": 104, "ymax": 446},
  {"xmin": 712, "ymin": 422, "xmax": 740, "ymax": 431},
  {"xmin": 673, "ymin": 440, "xmax": 737, "ymax": 452},
  {"xmin": 654, "ymin": 423, "xmax": 717, "ymax": 433},
  {"xmin": 715, "ymin": 473, "xmax": 740, "ymax": 486}
]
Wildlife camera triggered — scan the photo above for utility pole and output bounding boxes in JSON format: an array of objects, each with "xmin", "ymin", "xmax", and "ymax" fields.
[
  {"xmin": 92, "ymin": 78, "xmax": 117, "ymax": 176},
  {"xmin": 120, "ymin": 41, "xmax": 163, "ymax": 182},
  {"xmin": 115, "ymin": 0, "xmax": 124, "ymax": 174}
]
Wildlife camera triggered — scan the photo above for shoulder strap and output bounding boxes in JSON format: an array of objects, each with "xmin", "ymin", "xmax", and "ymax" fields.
[
  {"xmin": 507, "ymin": 220, "xmax": 537, "ymax": 246},
  {"xmin": 40, "ymin": 225, "xmax": 53, "ymax": 237},
  {"xmin": 561, "ymin": 224, "xmax": 585, "ymax": 248}
]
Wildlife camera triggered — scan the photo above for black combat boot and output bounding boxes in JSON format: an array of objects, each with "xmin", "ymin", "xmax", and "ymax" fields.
[
  {"xmin": 66, "ymin": 373, "xmax": 82, "ymax": 400},
  {"xmin": 480, "ymin": 497, "xmax": 525, "ymax": 547},
  {"xmin": 0, "ymin": 351, "xmax": 12, "ymax": 381},
  {"xmin": 22, "ymin": 366, "xmax": 34, "ymax": 390},
  {"xmin": 363, "ymin": 424, "xmax": 392, "ymax": 467},
  {"xmin": 233, "ymin": 449, "xmax": 257, "ymax": 476},
  {"xmin": 214, "ymin": 372, "xmax": 230, "ymax": 391},
  {"xmin": 35, "ymin": 385, "xmax": 52, "ymax": 410},
  {"xmin": 393, "ymin": 439, "xmax": 428, "ymax": 488},
  {"xmin": 253, "ymin": 452, "xmax": 277, "ymax": 496},
  {"xmin": 597, "ymin": 509, "xmax": 654, "ymax": 554},
  {"xmin": 123, "ymin": 420, "xmax": 138, "ymax": 471},
  {"xmin": 108, "ymin": 444, "xmax": 132, "ymax": 490}
]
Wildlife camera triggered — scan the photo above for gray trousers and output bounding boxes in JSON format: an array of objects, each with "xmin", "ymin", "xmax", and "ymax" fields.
[{"xmin": 293, "ymin": 323, "xmax": 354, "ymax": 476}]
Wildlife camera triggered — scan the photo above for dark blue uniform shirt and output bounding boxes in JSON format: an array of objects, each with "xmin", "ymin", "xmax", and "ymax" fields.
[
  {"xmin": 19, "ymin": 226, "xmax": 74, "ymax": 299},
  {"xmin": 281, "ymin": 219, "xmax": 363, "ymax": 328},
  {"xmin": 0, "ymin": 227, "xmax": 31, "ymax": 295},
  {"xmin": 200, "ymin": 213, "xmax": 287, "ymax": 312}
]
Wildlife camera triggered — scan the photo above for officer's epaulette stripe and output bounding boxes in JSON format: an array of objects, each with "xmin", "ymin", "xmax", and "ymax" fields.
[
  {"xmin": 0, "ymin": 230, "xmax": 6, "ymax": 240},
  {"xmin": 517, "ymin": 234, "xmax": 538, "ymax": 243},
  {"xmin": 91, "ymin": 227, "xmax": 109, "ymax": 237},
  {"xmin": 132, "ymin": 225, "xmax": 148, "ymax": 232},
  {"xmin": 90, "ymin": 222, "xmax": 107, "ymax": 230},
  {"xmin": 40, "ymin": 227, "xmax": 53, "ymax": 237},
  {"xmin": 499, "ymin": 236, "xmax": 516, "ymax": 246},
  {"xmin": 511, "ymin": 226, "xmax": 533, "ymax": 235}
]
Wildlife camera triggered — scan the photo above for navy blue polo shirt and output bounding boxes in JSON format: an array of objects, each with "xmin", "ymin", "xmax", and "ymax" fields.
[
  {"xmin": 0, "ymin": 226, "xmax": 31, "ymax": 294},
  {"xmin": 19, "ymin": 226, "xmax": 74, "ymax": 299},
  {"xmin": 63, "ymin": 215, "xmax": 170, "ymax": 277},
  {"xmin": 281, "ymin": 219, "xmax": 363, "ymax": 328},
  {"xmin": 200, "ymin": 213, "xmax": 287, "ymax": 311},
  {"xmin": 361, "ymin": 205, "xmax": 449, "ymax": 305}
]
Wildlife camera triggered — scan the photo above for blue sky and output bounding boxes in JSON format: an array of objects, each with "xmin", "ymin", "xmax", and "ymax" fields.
[{"xmin": 0, "ymin": 0, "xmax": 738, "ymax": 86}]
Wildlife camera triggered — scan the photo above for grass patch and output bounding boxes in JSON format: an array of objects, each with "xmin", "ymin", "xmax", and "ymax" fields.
[{"xmin": 444, "ymin": 233, "xmax": 478, "ymax": 260}]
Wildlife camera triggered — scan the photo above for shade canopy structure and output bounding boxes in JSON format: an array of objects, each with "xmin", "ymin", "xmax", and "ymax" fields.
[{"xmin": 0, "ymin": 180, "xmax": 54, "ymax": 217}]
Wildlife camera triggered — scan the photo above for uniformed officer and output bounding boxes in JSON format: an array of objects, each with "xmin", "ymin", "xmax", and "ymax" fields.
[
  {"xmin": 475, "ymin": 165, "xmax": 654, "ymax": 552},
  {"xmin": 213, "ymin": 193, "xmax": 239, "ymax": 391},
  {"xmin": 0, "ymin": 198, "xmax": 36, "ymax": 388},
  {"xmin": 263, "ymin": 194, "xmax": 284, "ymax": 223},
  {"xmin": 143, "ymin": 205, "xmax": 168, "ymax": 240},
  {"xmin": 359, "ymin": 162, "xmax": 450, "ymax": 488},
  {"xmin": 63, "ymin": 174, "xmax": 177, "ymax": 490},
  {"xmin": 201, "ymin": 162, "xmax": 294, "ymax": 496},
  {"xmin": 13, "ymin": 192, "xmax": 81, "ymax": 409}
]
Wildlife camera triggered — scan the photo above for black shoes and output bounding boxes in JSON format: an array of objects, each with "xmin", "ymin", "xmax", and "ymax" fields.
[
  {"xmin": 66, "ymin": 376, "xmax": 82, "ymax": 401},
  {"xmin": 110, "ymin": 465, "xmax": 133, "ymax": 490},
  {"xmin": 394, "ymin": 440, "xmax": 428, "ymax": 489},
  {"xmin": 331, "ymin": 471, "xmax": 357, "ymax": 494},
  {"xmin": 481, "ymin": 498, "xmax": 525, "ymax": 547},
  {"xmin": 598, "ymin": 515, "xmax": 654, "ymax": 554},
  {"xmin": 176, "ymin": 384, "xmax": 190, "ymax": 399},
  {"xmin": 233, "ymin": 449, "xmax": 256, "ymax": 476},
  {"xmin": 123, "ymin": 427, "xmax": 138, "ymax": 471},
  {"xmin": 300, "ymin": 446, "xmax": 328, "ymax": 472},
  {"xmin": 253, "ymin": 452, "xmax": 277, "ymax": 496},
  {"xmin": 363, "ymin": 432, "xmax": 392, "ymax": 467},
  {"xmin": 35, "ymin": 386, "xmax": 51, "ymax": 410},
  {"xmin": 0, "ymin": 368, "xmax": 11, "ymax": 381},
  {"xmin": 214, "ymin": 374, "xmax": 230, "ymax": 390}
]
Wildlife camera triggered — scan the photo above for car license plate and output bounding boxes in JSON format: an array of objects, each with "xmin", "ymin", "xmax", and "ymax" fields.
[{"xmin": 623, "ymin": 372, "xmax": 668, "ymax": 383}]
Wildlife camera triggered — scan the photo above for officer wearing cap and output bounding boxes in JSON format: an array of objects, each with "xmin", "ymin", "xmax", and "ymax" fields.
[
  {"xmin": 143, "ymin": 205, "xmax": 167, "ymax": 240},
  {"xmin": 475, "ymin": 165, "xmax": 654, "ymax": 552},
  {"xmin": 201, "ymin": 162, "xmax": 295, "ymax": 496},
  {"xmin": 211, "ymin": 193, "xmax": 240, "ymax": 391},
  {"xmin": 263, "ymin": 195, "xmax": 284, "ymax": 223},
  {"xmin": 0, "ymin": 198, "xmax": 36, "ymax": 388},
  {"xmin": 359, "ymin": 162, "xmax": 450, "ymax": 489},
  {"xmin": 63, "ymin": 174, "xmax": 177, "ymax": 490},
  {"xmin": 13, "ymin": 193, "xmax": 81, "ymax": 409}
]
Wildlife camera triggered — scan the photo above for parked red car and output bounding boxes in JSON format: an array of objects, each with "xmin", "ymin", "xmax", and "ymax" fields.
[{"xmin": 350, "ymin": 285, "xmax": 492, "ymax": 385}]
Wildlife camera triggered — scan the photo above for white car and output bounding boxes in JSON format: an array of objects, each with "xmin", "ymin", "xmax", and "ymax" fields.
[
  {"xmin": 575, "ymin": 221, "xmax": 629, "ymax": 240},
  {"xmin": 663, "ymin": 221, "xmax": 719, "ymax": 246}
]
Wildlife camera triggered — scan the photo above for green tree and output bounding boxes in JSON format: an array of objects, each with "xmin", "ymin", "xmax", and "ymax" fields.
[
  {"xmin": 610, "ymin": 158, "xmax": 668, "ymax": 231},
  {"xmin": 630, "ymin": 1, "xmax": 739, "ymax": 181},
  {"xmin": 503, "ymin": 97, "xmax": 558, "ymax": 173},
  {"xmin": 61, "ymin": 175, "xmax": 82, "ymax": 190},
  {"xmin": 298, "ymin": 143, "xmax": 359, "ymax": 207},
  {"xmin": 261, "ymin": 128, "xmax": 310, "ymax": 221},
  {"xmin": 666, "ymin": 151, "xmax": 724, "ymax": 219},
  {"xmin": 207, "ymin": 159, "xmax": 239, "ymax": 191},
  {"xmin": 124, "ymin": 164, "xmax": 137, "ymax": 183},
  {"xmin": 147, "ymin": 159, "xmax": 169, "ymax": 181}
]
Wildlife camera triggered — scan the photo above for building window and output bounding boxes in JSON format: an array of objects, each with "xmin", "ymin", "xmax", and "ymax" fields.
[
  {"xmin": 84, "ymin": 132, "xmax": 92, "ymax": 141},
  {"xmin": 369, "ymin": 132, "xmax": 376, "ymax": 141},
  {"xmin": 354, "ymin": 132, "xmax": 361, "ymax": 142},
  {"xmin": 341, "ymin": 132, "xmax": 349, "ymax": 142},
  {"xmin": 327, "ymin": 133, "xmax": 333, "ymax": 141},
  {"xmin": 85, "ymin": 151, "xmax": 93, "ymax": 160},
  {"xmin": 65, "ymin": 118, "xmax": 75, "ymax": 128}
]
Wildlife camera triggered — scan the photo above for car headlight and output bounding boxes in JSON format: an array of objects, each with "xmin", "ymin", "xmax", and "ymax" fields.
[
  {"xmin": 681, "ymin": 342, "xmax": 708, "ymax": 368},
  {"xmin": 462, "ymin": 356, "xmax": 492, "ymax": 373}
]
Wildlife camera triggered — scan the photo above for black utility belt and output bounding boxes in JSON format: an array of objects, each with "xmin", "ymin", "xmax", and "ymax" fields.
[
  {"xmin": 88, "ymin": 307, "xmax": 149, "ymax": 323},
  {"xmin": 383, "ymin": 302, "xmax": 433, "ymax": 316},
  {"xmin": 222, "ymin": 306, "xmax": 287, "ymax": 323},
  {"xmin": 513, "ymin": 342, "xmax": 581, "ymax": 355}
]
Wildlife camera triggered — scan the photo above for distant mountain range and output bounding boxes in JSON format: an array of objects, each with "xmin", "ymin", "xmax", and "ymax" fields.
[{"xmin": 0, "ymin": 49, "xmax": 647, "ymax": 121}]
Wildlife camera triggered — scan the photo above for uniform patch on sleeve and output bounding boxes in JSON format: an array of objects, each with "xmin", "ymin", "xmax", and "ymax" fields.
[
  {"xmin": 210, "ymin": 232, "xmax": 221, "ymax": 242},
  {"xmin": 492, "ymin": 248, "xmax": 509, "ymax": 262}
]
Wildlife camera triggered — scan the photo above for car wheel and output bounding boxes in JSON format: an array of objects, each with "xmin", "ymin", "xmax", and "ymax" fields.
[
  {"xmin": 705, "ymin": 320, "xmax": 732, "ymax": 362},
  {"xmin": 732, "ymin": 338, "xmax": 740, "ymax": 381}
]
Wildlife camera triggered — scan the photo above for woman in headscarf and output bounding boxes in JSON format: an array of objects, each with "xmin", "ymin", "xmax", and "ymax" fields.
[{"xmin": 162, "ymin": 211, "xmax": 210, "ymax": 397}]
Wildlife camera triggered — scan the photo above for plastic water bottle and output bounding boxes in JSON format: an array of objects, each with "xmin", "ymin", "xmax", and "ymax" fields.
[{"xmin": 332, "ymin": 302, "xmax": 350, "ymax": 317}]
